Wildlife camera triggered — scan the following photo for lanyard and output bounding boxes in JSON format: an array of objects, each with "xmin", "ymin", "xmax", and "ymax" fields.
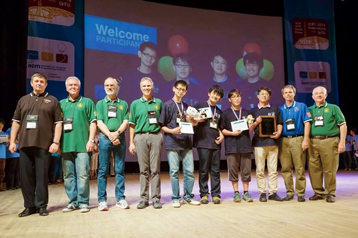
[
  {"xmin": 207, "ymin": 101, "xmax": 216, "ymax": 121},
  {"xmin": 65, "ymin": 98, "xmax": 80, "ymax": 118},
  {"xmin": 27, "ymin": 93, "xmax": 46, "ymax": 116},
  {"xmin": 231, "ymin": 107, "xmax": 242, "ymax": 120},
  {"xmin": 172, "ymin": 98, "xmax": 184, "ymax": 118}
]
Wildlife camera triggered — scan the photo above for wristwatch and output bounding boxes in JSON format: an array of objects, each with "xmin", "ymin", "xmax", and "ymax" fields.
[
  {"xmin": 53, "ymin": 141, "xmax": 60, "ymax": 145},
  {"xmin": 89, "ymin": 139, "xmax": 95, "ymax": 143}
]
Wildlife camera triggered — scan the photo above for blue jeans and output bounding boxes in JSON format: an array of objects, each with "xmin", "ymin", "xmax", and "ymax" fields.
[
  {"xmin": 97, "ymin": 133, "xmax": 126, "ymax": 202},
  {"xmin": 62, "ymin": 152, "xmax": 90, "ymax": 206},
  {"xmin": 167, "ymin": 149, "xmax": 195, "ymax": 201}
]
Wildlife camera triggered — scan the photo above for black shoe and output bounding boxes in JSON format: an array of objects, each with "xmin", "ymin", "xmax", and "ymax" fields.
[
  {"xmin": 38, "ymin": 207, "xmax": 49, "ymax": 216},
  {"xmin": 309, "ymin": 194, "xmax": 324, "ymax": 201},
  {"xmin": 297, "ymin": 196, "xmax": 306, "ymax": 202},
  {"xmin": 259, "ymin": 193, "xmax": 267, "ymax": 202},
  {"xmin": 268, "ymin": 193, "xmax": 284, "ymax": 201},
  {"xmin": 18, "ymin": 207, "xmax": 37, "ymax": 217},
  {"xmin": 283, "ymin": 195, "xmax": 294, "ymax": 201},
  {"xmin": 326, "ymin": 195, "xmax": 335, "ymax": 203}
]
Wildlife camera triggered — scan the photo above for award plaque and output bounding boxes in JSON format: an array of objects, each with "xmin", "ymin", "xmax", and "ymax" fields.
[{"xmin": 259, "ymin": 116, "xmax": 277, "ymax": 137}]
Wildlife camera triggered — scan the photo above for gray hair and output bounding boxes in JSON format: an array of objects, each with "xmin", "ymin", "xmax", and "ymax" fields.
[{"xmin": 65, "ymin": 76, "xmax": 81, "ymax": 87}]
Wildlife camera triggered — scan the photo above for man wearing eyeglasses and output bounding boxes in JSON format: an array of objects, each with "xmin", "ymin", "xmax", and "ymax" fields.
[
  {"xmin": 159, "ymin": 80, "xmax": 201, "ymax": 208},
  {"xmin": 122, "ymin": 42, "xmax": 163, "ymax": 103}
]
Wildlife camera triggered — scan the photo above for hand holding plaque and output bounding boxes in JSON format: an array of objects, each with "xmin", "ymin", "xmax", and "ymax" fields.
[{"xmin": 259, "ymin": 116, "xmax": 277, "ymax": 137}]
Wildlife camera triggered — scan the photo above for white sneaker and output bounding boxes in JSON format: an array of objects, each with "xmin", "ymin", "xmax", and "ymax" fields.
[
  {"xmin": 80, "ymin": 204, "xmax": 90, "ymax": 213},
  {"xmin": 98, "ymin": 201, "xmax": 108, "ymax": 211},
  {"xmin": 62, "ymin": 203, "xmax": 79, "ymax": 213},
  {"xmin": 172, "ymin": 200, "xmax": 181, "ymax": 208},
  {"xmin": 184, "ymin": 198, "xmax": 201, "ymax": 206},
  {"xmin": 116, "ymin": 200, "xmax": 129, "ymax": 209}
]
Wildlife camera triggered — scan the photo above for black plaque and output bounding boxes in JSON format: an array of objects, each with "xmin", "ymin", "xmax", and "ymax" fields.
[{"xmin": 259, "ymin": 116, "xmax": 277, "ymax": 137}]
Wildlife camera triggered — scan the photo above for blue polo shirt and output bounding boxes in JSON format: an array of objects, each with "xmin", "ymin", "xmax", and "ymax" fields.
[
  {"xmin": 250, "ymin": 105, "xmax": 283, "ymax": 147},
  {"xmin": 193, "ymin": 102, "xmax": 222, "ymax": 149},
  {"xmin": 279, "ymin": 101, "xmax": 312, "ymax": 136},
  {"xmin": 159, "ymin": 99, "xmax": 192, "ymax": 150},
  {"xmin": 5, "ymin": 128, "xmax": 19, "ymax": 158},
  {"xmin": 0, "ymin": 131, "xmax": 6, "ymax": 159}
]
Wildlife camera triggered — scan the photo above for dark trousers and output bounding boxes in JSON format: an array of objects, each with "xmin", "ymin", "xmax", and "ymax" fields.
[
  {"xmin": 20, "ymin": 147, "xmax": 50, "ymax": 208},
  {"xmin": 5, "ymin": 157, "xmax": 20, "ymax": 189},
  {"xmin": 48, "ymin": 156, "xmax": 57, "ymax": 184},
  {"xmin": 197, "ymin": 148, "xmax": 221, "ymax": 198}
]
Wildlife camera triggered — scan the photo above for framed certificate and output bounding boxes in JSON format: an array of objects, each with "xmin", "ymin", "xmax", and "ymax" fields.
[{"xmin": 259, "ymin": 116, "xmax": 277, "ymax": 137}]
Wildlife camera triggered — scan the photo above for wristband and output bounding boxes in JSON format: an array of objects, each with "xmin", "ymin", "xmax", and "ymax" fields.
[{"xmin": 53, "ymin": 142, "xmax": 60, "ymax": 145}]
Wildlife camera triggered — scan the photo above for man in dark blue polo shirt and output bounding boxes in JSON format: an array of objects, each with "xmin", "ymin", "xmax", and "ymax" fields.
[
  {"xmin": 193, "ymin": 85, "xmax": 224, "ymax": 204},
  {"xmin": 159, "ymin": 80, "xmax": 201, "ymax": 208},
  {"xmin": 250, "ymin": 87, "xmax": 283, "ymax": 202},
  {"xmin": 279, "ymin": 85, "xmax": 312, "ymax": 202}
]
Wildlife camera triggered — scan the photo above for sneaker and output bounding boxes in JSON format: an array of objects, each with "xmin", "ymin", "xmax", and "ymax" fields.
[
  {"xmin": 80, "ymin": 204, "xmax": 90, "ymax": 213},
  {"xmin": 283, "ymin": 195, "xmax": 294, "ymax": 201},
  {"xmin": 234, "ymin": 193, "xmax": 241, "ymax": 203},
  {"xmin": 200, "ymin": 195, "xmax": 209, "ymax": 204},
  {"xmin": 268, "ymin": 193, "xmax": 284, "ymax": 202},
  {"xmin": 116, "ymin": 200, "xmax": 130, "ymax": 209},
  {"xmin": 242, "ymin": 192, "xmax": 254, "ymax": 202},
  {"xmin": 297, "ymin": 196, "xmax": 306, "ymax": 202},
  {"xmin": 326, "ymin": 195, "xmax": 335, "ymax": 203},
  {"xmin": 153, "ymin": 201, "xmax": 162, "ymax": 209},
  {"xmin": 259, "ymin": 193, "xmax": 267, "ymax": 202},
  {"xmin": 184, "ymin": 198, "xmax": 201, "ymax": 206},
  {"xmin": 137, "ymin": 201, "xmax": 149, "ymax": 209},
  {"xmin": 62, "ymin": 203, "xmax": 79, "ymax": 213},
  {"xmin": 172, "ymin": 200, "xmax": 181, "ymax": 208},
  {"xmin": 98, "ymin": 201, "xmax": 108, "ymax": 211},
  {"xmin": 213, "ymin": 196, "xmax": 221, "ymax": 204},
  {"xmin": 309, "ymin": 194, "xmax": 324, "ymax": 201}
]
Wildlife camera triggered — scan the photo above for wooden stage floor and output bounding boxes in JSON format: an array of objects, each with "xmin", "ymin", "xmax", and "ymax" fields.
[{"xmin": 0, "ymin": 170, "xmax": 358, "ymax": 238}]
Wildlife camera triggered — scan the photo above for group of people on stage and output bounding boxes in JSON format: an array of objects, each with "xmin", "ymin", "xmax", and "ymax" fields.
[{"xmin": 6, "ymin": 69, "xmax": 347, "ymax": 217}]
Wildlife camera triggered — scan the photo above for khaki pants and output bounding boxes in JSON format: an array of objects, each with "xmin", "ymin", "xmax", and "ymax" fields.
[
  {"xmin": 254, "ymin": 146, "xmax": 278, "ymax": 195},
  {"xmin": 279, "ymin": 136, "xmax": 306, "ymax": 197},
  {"xmin": 308, "ymin": 137, "xmax": 339, "ymax": 196}
]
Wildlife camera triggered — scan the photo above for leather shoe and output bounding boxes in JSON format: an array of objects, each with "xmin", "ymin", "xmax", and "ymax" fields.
[
  {"xmin": 18, "ymin": 207, "xmax": 37, "ymax": 217},
  {"xmin": 38, "ymin": 207, "xmax": 49, "ymax": 216},
  {"xmin": 309, "ymin": 194, "xmax": 324, "ymax": 201},
  {"xmin": 259, "ymin": 193, "xmax": 267, "ymax": 202},
  {"xmin": 297, "ymin": 196, "xmax": 306, "ymax": 202},
  {"xmin": 268, "ymin": 193, "xmax": 284, "ymax": 201},
  {"xmin": 326, "ymin": 195, "xmax": 335, "ymax": 203},
  {"xmin": 283, "ymin": 195, "xmax": 294, "ymax": 201}
]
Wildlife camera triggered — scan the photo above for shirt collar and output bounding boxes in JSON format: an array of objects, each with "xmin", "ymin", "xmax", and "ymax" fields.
[
  {"xmin": 66, "ymin": 95, "xmax": 82, "ymax": 103},
  {"xmin": 258, "ymin": 103, "xmax": 271, "ymax": 109},
  {"xmin": 313, "ymin": 101, "xmax": 327, "ymax": 108},
  {"xmin": 140, "ymin": 97, "xmax": 156, "ymax": 103},
  {"xmin": 30, "ymin": 92, "xmax": 48, "ymax": 97},
  {"xmin": 105, "ymin": 96, "xmax": 119, "ymax": 103},
  {"xmin": 284, "ymin": 101, "xmax": 296, "ymax": 109}
]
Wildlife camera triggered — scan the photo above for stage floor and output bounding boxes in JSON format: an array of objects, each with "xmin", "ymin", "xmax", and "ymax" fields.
[{"xmin": 0, "ymin": 170, "xmax": 358, "ymax": 237}]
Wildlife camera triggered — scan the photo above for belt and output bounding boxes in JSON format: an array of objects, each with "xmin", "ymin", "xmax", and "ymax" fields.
[
  {"xmin": 137, "ymin": 131, "xmax": 160, "ymax": 134},
  {"xmin": 311, "ymin": 135, "xmax": 338, "ymax": 140},
  {"xmin": 282, "ymin": 135, "xmax": 303, "ymax": 138}
]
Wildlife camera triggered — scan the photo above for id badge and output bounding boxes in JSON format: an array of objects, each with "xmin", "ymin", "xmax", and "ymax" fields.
[
  {"xmin": 107, "ymin": 105, "xmax": 117, "ymax": 118},
  {"xmin": 26, "ymin": 115, "xmax": 38, "ymax": 129},
  {"xmin": 176, "ymin": 113, "xmax": 183, "ymax": 124},
  {"xmin": 63, "ymin": 117, "xmax": 74, "ymax": 131},
  {"xmin": 210, "ymin": 120, "xmax": 218, "ymax": 129},
  {"xmin": 286, "ymin": 118, "xmax": 295, "ymax": 131},
  {"xmin": 314, "ymin": 115, "xmax": 324, "ymax": 127},
  {"xmin": 148, "ymin": 111, "xmax": 157, "ymax": 125}
]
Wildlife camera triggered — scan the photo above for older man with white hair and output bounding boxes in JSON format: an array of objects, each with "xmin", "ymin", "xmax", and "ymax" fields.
[
  {"xmin": 308, "ymin": 86, "xmax": 346, "ymax": 203},
  {"xmin": 60, "ymin": 76, "xmax": 97, "ymax": 213}
]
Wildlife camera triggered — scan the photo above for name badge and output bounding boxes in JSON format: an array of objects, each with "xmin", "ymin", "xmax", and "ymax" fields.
[
  {"xmin": 107, "ymin": 105, "xmax": 117, "ymax": 118},
  {"xmin": 286, "ymin": 118, "xmax": 295, "ymax": 131},
  {"xmin": 26, "ymin": 115, "xmax": 38, "ymax": 129},
  {"xmin": 314, "ymin": 115, "xmax": 324, "ymax": 127},
  {"xmin": 210, "ymin": 120, "xmax": 218, "ymax": 129},
  {"xmin": 63, "ymin": 117, "xmax": 74, "ymax": 131},
  {"xmin": 176, "ymin": 113, "xmax": 184, "ymax": 124},
  {"xmin": 148, "ymin": 111, "xmax": 157, "ymax": 125}
]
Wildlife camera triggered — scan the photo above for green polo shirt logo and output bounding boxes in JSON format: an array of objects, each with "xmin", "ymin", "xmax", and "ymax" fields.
[{"xmin": 78, "ymin": 103, "xmax": 83, "ymax": 107}]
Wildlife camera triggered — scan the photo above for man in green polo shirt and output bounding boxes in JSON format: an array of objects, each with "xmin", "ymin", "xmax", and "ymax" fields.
[
  {"xmin": 96, "ymin": 77, "xmax": 129, "ymax": 211},
  {"xmin": 308, "ymin": 86, "xmax": 346, "ymax": 203},
  {"xmin": 60, "ymin": 76, "xmax": 97, "ymax": 213},
  {"xmin": 128, "ymin": 77, "xmax": 163, "ymax": 209}
]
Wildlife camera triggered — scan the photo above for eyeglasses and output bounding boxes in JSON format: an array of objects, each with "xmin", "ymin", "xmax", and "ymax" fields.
[
  {"xmin": 175, "ymin": 87, "xmax": 187, "ymax": 92},
  {"xmin": 141, "ymin": 51, "xmax": 156, "ymax": 60},
  {"xmin": 175, "ymin": 64, "xmax": 190, "ymax": 69}
]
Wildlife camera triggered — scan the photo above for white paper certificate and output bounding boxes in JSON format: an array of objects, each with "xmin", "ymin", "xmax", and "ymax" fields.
[
  {"xmin": 179, "ymin": 122, "xmax": 194, "ymax": 134},
  {"xmin": 231, "ymin": 119, "xmax": 248, "ymax": 131}
]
